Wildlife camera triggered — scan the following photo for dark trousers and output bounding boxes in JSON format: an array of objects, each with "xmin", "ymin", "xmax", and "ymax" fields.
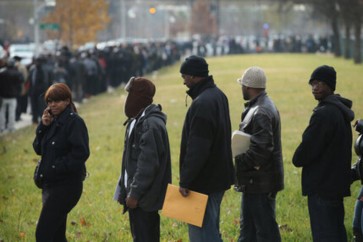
[
  {"xmin": 36, "ymin": 182, "xmax": 83, "ymax": 242},
  {"xmin": 308, "ymin": 194, "xmax": 347, "ymax": 242},
  {"xmin": 128, "ymin": 207, "xmax": 160, "ymax": 242},
  {"xmin": 16, "ymin": 94, "xmax": 28, "ymax": 120},
  {"xmin": 30, "ymin": 94, "xmax": 46, "ymax": 123},
  {"xmin": 238, "ymin": 192, "xmax": 281, "ymax": 242}
]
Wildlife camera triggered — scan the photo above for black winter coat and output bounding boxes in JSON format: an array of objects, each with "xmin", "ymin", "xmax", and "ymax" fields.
[
  {"xmin": 293, "ymin": 94, "xmax": 354, "ymax": 198},
  {"xmin": 119, "ymin": 104, "xmax": 172, "ymax": 212},
  {"xmin": 33, "ymin": 106, "xmax": 90, "ymax": 187},
  {"xmin": 179, "ymin": 76, "xmax": 234, "ymax": 194}
]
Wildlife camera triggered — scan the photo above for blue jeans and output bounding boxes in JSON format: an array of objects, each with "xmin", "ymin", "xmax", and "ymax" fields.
[
  {"xmin": 188, "ymin": 191, "xmax": 224, "ymax": 242},
  {"xmin": 353, "ymin": 187, "xmax": 363, "ymax": 236},
  {"xmin": 308, "ymin": 194, "xmax": 347, "ymax": 242},
  {"xmin": 238, "ymin": 192, "xmax": 281, "ymax": 242}
]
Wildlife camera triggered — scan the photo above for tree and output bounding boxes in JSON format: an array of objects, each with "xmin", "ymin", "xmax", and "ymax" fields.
[
  {"xmin": 190, "ymin": 0, "xmax": 217, "ymax": 38},
  {"xmin": 304, "ymin": 0, "xmax": 341, "ymax": 57},
  {"xmin": 339, "ymin": 0, "xmax": 363, "ymax": 63},
  {"xmin": 273, "ymin": 0, "xmax": 363, "ymax": 63},
  {"xmin": 43, "ymin": 0, "xmax": 110, "ymax": 48}
]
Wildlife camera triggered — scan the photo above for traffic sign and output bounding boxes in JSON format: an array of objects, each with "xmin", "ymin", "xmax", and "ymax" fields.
[{"xmin": 40, "ymin": 23, "xmax": 60, "ymax": 30}]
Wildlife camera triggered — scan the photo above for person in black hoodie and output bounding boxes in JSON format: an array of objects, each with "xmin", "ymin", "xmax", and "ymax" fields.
[
  {"xmin": 115, "ymin": 77, "xmax": 171, "ymax": 242},
  {"xmin": 293, "ymin": 65, "xmax": 355, "ymax": 242},
  {"xmin": 178, "ymin": 55, "xmax": 234, "ymax": 242},
  {"xmin": 33, "ymin": 83, "xmax": 90, "ymax": 241}
]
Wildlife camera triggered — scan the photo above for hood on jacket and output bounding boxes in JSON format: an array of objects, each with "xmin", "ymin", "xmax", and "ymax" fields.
[
  {"xmin": 321, "ymin": 94, "xmax": 355, "ymax": 122},
  {"xmin": 136, "ymin": 104, "xmax": 167, "ymax": 125},
  {"xmin": 186, "ymin": 75, "xmax": 215, "ymax": 100}
]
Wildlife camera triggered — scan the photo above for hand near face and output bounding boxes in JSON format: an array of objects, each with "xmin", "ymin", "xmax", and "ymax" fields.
[{"xmin": 42, "ymin": 108, "xmax": 53, "ymax": 126}]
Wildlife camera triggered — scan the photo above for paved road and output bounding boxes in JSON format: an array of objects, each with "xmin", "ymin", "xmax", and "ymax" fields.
[
  {"xmin": 2, "ymin": 100, "xmax": 86, "ymax": 136},
  {"xmin": 15, "ymin": 113, "xmax": 33, "ymax": 130}
]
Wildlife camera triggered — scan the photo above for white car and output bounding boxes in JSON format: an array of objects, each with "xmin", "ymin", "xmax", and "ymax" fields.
[{"xmin": 9, "ymin": 43, "xmax": 35, "ymax": 66}]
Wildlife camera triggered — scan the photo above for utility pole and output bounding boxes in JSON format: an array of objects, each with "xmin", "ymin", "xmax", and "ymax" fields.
[
  {"xmin": 120, "ymin": 0, "xmax": 126, "ymax": 39},
  {"xmin": 33, "ymin": 0, "xmax": 40, "ymax": 56}
]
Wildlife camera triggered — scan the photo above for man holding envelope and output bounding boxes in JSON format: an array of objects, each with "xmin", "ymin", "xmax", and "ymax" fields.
[{"xmin": 178, "ymin": 55, "xmax": 235, "ymax": 242}]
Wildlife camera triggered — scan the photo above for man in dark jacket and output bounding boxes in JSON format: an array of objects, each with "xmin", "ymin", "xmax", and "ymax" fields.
[
  {"xmin": 0, "ymin": 58, "xmax": 23, "ymax": 133},
  {"xmin": 28, "ymin": 57, "xmax": 52, "ymax": 124},
  {"xmin": 178, "ymin": 55, "xmax": 234, "ymax": 242},
  {"xmin": 235, "ymin": 66, "xmax": 284, "ymax": 242},
  {"xmin": 115, "ymin": 77, "xmax": 172, "ymax": 242},
  {"xmin": 293, "ymin": 65, "xmax": 354, "ymax": 242}
]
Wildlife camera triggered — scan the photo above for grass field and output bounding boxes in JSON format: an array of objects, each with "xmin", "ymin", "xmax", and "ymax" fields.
[{"xmin": 1, "ymin": 53, "xmax": 363, "ymax": 241}]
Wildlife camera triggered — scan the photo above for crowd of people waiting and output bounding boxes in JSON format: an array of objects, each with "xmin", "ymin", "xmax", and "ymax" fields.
[
  {"xmin": 0, "ymin": 34, "xmax": 332, "ymax": 134},
  {"xmin": 0, "ymin": 39, "xmax": 185, "ymax": 134}
]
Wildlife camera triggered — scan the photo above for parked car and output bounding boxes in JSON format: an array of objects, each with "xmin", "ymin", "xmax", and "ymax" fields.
[{"xmin": 9, "ymin": 43, "xmax": 35, "ymax": 66}]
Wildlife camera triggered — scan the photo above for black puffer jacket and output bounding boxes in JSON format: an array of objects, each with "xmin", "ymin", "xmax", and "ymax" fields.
[
  {"xmin": 235, "ymin": 92, "xmax": 284, "ymax": 193},
  {"xmin": 119, "ymin": 104, "xmax": 172, "ymax": 212},
  {"xmin": 33, "ymin": 106, "xmax": 90, "ymax": 187},
  {"xmin": 179, "ymin": 76, "xmax": 234, "ymax": 194},
  {"xmin": 293, "ymin": 94, "xmax": 354, "ymax": 198}
]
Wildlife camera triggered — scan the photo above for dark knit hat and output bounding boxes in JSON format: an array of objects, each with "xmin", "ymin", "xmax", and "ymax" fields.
[
  {"xmin": 309, "ymin": 65, "xmax": 336, "ymax": 91},
  {"xmin": 180, "ymin": 55, "xmax": 209, "ymax": 77},
  {"xmin": 124, "ymin": 77, "xmax": 156, "ymax": 118}
]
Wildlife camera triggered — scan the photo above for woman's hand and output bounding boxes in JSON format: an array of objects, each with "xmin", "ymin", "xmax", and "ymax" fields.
[{"xmin": 42, "ymin": 108, "xmax": 53, "ymax": 126}]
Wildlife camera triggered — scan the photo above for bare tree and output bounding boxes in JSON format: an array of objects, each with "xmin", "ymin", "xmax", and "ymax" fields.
[{"xmin": 333, "ymin": 0, "xmax": 362, "ymax": 63}]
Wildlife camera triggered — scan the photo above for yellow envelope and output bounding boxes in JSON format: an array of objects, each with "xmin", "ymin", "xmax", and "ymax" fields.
[{"xmin": 161, "ymin": 184, "xmax": 208, "ymax": 227}]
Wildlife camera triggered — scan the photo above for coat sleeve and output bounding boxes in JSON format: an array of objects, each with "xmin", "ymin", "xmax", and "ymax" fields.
[
  {"xmin": 54, "ymin": 117, "xmax": 90, "ymax": 174},
  {"xmin": 292, "ymin": 111, "xmax": 328, "ymax": 167},
  {"xmin": 179, "ymin": 102, "xmax": 214, "ymax": 188},
  {"xmin": 129, "ymin": 119, "xmax": 162, "ymax": 200},
  {"xmin": 32, "ymin": 123, "xmax": 50, "ymax": 155},
  {"xmin": 241, "ymin": 110, "xmax": 274, "ymax": 169}
]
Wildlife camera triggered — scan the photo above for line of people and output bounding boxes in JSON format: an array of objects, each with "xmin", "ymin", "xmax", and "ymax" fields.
[
  {"xmin": 0, "ymin": 33, "xmax": 337, "ymax": 135},
  {"xmin": 30, "ymin": 54, "xmax": 361, "ymax": 242},
  {"xmin": 0, "ymin": 40, "xmax": 184, "ymax": 134}
]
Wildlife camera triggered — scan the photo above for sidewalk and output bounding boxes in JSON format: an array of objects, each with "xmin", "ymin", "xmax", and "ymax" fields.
[
  {"xmin": 1, "ymin": 96, "xmax": 98, "ymax": 136},
  {"xmin": 15, "ymin": 113, "xmax": 33, "ymax": 130},
  {"xmin": 0, "ymin": 113, "xmax": 33, "ymax": 137}
]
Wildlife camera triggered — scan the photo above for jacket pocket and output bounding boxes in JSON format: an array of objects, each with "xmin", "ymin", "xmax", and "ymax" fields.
[{"xmin": 33, "ymin": 160, "xmax": 43, "ymax": 189}]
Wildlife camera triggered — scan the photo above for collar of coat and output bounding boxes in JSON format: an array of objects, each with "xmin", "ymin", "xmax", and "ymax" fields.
[
  {"xmin": 186, "ymin": 75, "xmax": 215, "ymax": 100},
  {"xmin": 244, "ymin": 91, "xmax": 267, "ymax": 108}
]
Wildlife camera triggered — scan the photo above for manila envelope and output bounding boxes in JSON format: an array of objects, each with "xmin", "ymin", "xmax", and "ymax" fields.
[{"xmin": 161, "ymin": 184, "xmax": 208, "ymax": 227}]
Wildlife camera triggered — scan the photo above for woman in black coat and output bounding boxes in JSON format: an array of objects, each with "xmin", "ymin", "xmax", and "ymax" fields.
[{"xmin": 33, "ymin": 83, "xmax": 90, "ymax": 241}]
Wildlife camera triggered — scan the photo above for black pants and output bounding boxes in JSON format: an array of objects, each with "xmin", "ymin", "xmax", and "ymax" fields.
[
  {"xmin": 128, "ymin": 207, "xmax": 160, "ymax": 242},
  {"xmin": 36, "ymin": 182, "xmax": 83, "ymax": 242},
  {"xmin": 30, "ymin": 94, "xmax": 46, "ymax": 123},
  {"xmin": 16, "ymin": 94, "xmax": 28, "ymax": 121}
]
